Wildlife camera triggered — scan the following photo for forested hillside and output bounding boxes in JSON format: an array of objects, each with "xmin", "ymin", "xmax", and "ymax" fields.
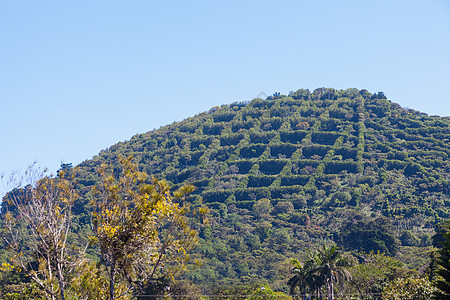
[
  {"xmin": 2, "ymin": 88, "xmax": 450, "ymax": 293},
  {"xmin": 66, "ymin": 88, "xmax": 450, "ymax": 288}
]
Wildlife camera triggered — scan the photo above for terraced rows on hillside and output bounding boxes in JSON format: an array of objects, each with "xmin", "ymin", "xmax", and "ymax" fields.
[
  {"xmin": 73, "ymin": 88, "xmax": 450, "ymax": 286},
  {"xmin": 79, "ymin": 89, "xmax": 449, "ymax": 219}
]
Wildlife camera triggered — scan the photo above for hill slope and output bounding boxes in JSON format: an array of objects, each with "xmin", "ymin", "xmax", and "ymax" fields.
[{"xmin": 16, "ymin": 88, "xmax": 450, "ymax": 287}]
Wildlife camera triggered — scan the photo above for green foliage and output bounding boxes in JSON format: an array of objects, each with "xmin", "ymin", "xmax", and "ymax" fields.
[
  {"xmin": 0, "ymin": 282, "xmax": 46, "ymax": 300},
  {"xmin": 383, "ymin": 277, "xmax": 436, "ymax": 300},
  {"xmin": 288, "ymin": 244, "xmax": 352, "ymax": 300},
  {"xmin": 338, "ymin": 216, "xmax": 400, "ymax": 255},
  {"xmin": 252, "ymin": 198, "xmax": 273, "ymax": 218},
  {"xmin": 432, "ymin": 220, "xmax": 450, "ymax": 248},
  {"xmin": 400, "ymin": 231, "xmax": 420, "ymax": 246},
  {"xmin": 245, "ymin": 285, "xmax": 291, "ymax": 299},
  {"xmin": 2, "ymin": 88, "xmax": 450, "ymax": 291},
  {"xmin": 434, "ymin": 222, "xmax": 450, "ymax": 299},
  {"xmin": 67, "ymin": 261, "xmax": 114, "ymax": 300},
  {"xmin": 347, "ymin": 252, "xmax": 408, "ymax": 299}
]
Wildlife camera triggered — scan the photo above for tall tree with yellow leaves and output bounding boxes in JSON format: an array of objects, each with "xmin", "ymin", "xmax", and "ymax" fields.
[{"xmin": 91, "ymin": 156, "xmax": 198, "ymax": 300}]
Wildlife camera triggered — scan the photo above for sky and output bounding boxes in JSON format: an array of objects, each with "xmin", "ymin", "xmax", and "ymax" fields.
[{"xmin": 1, "ymin": 0, "xmax": 449, "ymax": 195}]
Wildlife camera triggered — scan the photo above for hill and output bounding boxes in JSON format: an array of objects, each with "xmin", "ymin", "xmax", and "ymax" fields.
[{"xmin": 5, "ymin": 88, "xmax": 450, "ymax": 289}]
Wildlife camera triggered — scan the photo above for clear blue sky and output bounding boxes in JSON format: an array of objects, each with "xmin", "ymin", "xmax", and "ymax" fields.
[{"xmin": 1, "ymin": 0, "xmax": 449, "ymax": 195}]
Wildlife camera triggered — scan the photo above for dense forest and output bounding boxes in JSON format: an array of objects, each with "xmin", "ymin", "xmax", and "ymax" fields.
[{"xmin": 1, "ymin": 88, "xmax": 450, "ymax": 299}]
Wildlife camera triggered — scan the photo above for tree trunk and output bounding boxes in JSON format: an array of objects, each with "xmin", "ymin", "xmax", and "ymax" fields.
[
  {"xmin": 109, "ymin": 262, "xmax": 116, "ymax": 300},
  {"xmin": 58, "ymin": 280, "xmax": 65, "ymax": 300},
  {"xmin": 58, "ymin": 270, "xmax": 65, "ymax": 300},
  {"xmin": 57, "ymin": 262, "xmax": 66, "ymax": 300},
  {"xmin": 329, "ymin": 277, "xmax": 334, "ymax": 300}
]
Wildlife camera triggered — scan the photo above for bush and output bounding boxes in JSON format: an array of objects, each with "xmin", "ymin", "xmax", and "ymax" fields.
[
  {"xmin": 382, "ymin": 277, "xmax": 436, "ymax": 300},
  {"xmin": 400, "ymin": 231, "xmax": 420, "ymax": 246},
  {"xmin": 338, "ymin": 217, "xmax": 399, "ymax": 255},
  {"xmin": 245, "ymin": 285, "xmax": 291, "ymax": 300},
  {"xmin": 280, "ymin": 131, "xmax": 308, "ymax": 143}
]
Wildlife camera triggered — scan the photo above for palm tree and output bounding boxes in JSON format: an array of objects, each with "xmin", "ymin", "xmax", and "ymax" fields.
[
  {"xmin": 288, "ymin": 259, "xmax": 310, "ymax": 298},
  {"xmin": 288, "ymin": 244, "xmax": 352, "ymax": 300},
  {"xmin": 288, "ymin": 257, "xmax": 324, "ymax": 299},
  {"xmin": 315, "ymin": 244, "xmax": 352, "ymax": 300}
]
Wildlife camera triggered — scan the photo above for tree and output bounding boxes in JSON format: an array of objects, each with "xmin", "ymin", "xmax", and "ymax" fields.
[
  {"xmin": 315, "ymin": 244, "xmax": 352, "ymax": 300},
  {"xmin": 91, "ymin": 156, "xmax": 198, "ymax": 300},
  {"xmin": 287, "ymin": 258, "xmax": 322, "ymax": 299},
  {"xmin": 434, "ymin": 222, "xmax": 450, "ymax": 299},
  {"xmin": 432, "ymin": 220, "xmax": 450, "ymax": 248},
  {"xmin": 348, "ymin": 252, "xmax": 406, "ymax": 299},
  {"xmin": 287, "ymin": 258, "xmax": 309, "ymax": 297},
  {"xmin": 252, "ymin": 198, "xmax": 273, "ymax": 219},
  {"xmin": 1, "ymin": 164, "xmax": 85, "ymax": 300},
  {"xmin": 288, "ymin": 245, "xmax": 352, "ymax": 300},
  {"xmin": 383, "ymin": 277, "xmax": 436, "ymax": 300},
  {"xmin": 245, "ymin": 284, "xmax": 291, "ymax": 300},
  {"xmin": 338, "ymin": 216, "xmax": 399, "ymax": 255}
]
